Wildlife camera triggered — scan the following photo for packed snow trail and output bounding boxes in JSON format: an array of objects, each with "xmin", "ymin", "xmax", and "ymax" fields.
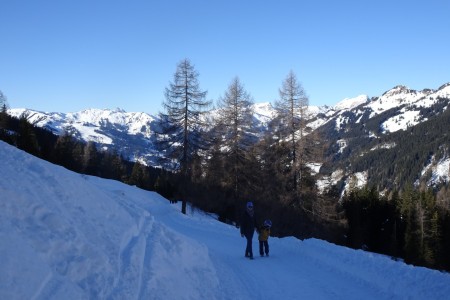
[{"xmin": 1, "ymin": 140, "xmax": 450, "ymax": 300}]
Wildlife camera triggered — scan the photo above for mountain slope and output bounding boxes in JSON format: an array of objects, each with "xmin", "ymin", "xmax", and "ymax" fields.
[
  {"xmin": 7, "ymin": 82, "xmax": 450, "ymax": 191},
  {"xmin": 1, "ymin": 140, "xmax": 450, "ymax": 300},
  {"xmin": 319, "ymin": 83, "xmax": 450, "ymax": 191},
  {"xmin": 8, "ymin": 108, "xmax": 161, "ymax": 165}
]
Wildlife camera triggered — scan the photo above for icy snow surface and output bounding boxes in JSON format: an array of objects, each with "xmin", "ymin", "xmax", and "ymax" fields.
[{"xmin": 1, "ymin": 141, "xmax": 449, "ymax": 300}]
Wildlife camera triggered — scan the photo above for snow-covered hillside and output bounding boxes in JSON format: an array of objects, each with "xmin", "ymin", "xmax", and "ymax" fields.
[
  {"xmin": 1, "ymin": 141, "xmax": 449, "ymax": 300},
  {"xmin": 324, "ymin": 84, "xmax": 449, "ymax": 134},
  {"xmin": 316, "ymin": 83, "xmax": 450, "ymax": 191},
  {"xmin": 338, "ymin": 83, "xmax": 450, "ymax": 134}
]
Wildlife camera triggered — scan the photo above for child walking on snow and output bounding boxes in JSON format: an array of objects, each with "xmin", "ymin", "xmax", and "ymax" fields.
[{"xmin": 258, "ymin": 219, "xmax": 272, "ymax": 257}]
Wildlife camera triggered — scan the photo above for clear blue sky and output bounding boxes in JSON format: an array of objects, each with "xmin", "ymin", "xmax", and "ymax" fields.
[{"xmin": 1, "ymin": 0, "xmax": 449, "ymax": 114}]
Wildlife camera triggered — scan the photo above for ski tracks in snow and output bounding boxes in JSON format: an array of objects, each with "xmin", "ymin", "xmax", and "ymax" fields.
[
  {"xmin": 107, "ymin": 193, "xmax": 220, "ymax": 300},
  {"xmin": 107, "ymin": 198, "xmax": 154, "ymax": 299}
]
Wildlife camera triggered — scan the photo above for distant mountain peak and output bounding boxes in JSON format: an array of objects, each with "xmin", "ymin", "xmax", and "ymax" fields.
[
  {"xmin": 114, "ymin": 107, "xmax": 126, "ymax": 113},
  {"xmin": 382, "ymin": 85, "xmax": 413, "ymax": 97},
  {"xmin": 392, "ymin": 85, "xmax": 409, "ymax": 90},
  {"xmin": 334, "ymin": 95, "xmax": 369, "ymax": 111}
]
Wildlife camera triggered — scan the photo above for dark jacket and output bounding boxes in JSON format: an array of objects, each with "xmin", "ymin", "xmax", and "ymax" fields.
[{"xmin": 240, "ymin": 209, "xmax": 257, "ymax": 237}]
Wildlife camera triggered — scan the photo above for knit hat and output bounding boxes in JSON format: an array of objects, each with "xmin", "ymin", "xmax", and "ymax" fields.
[{"xmin": 264, "ymin": 219, "xmax": 272, "ymax": 227}]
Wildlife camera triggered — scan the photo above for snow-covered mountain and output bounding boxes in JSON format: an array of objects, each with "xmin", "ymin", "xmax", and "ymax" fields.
[
  {"xmin": 8, "ymin": 104, "xmax": 282, "ymax": 167},
  {"xmin": 8, "ymin": 82, "xmax": 450, "ymax": 190},
  {"xmin": 10, "ymin": 107, "xmax": 157, "ymax": 142},
  {"xmin": 2, "ymin": 140, "xmax": 450, "ymax": 299},
  {"xmin": 340, "ymin": 83, "xmax": 450, "ymax": 133},
  {"xmin": 8, "ymin": 107, "xmax": 161, "ymax": 164},
  {"xmin": 317, "ymin": 82, "xmax": 450, "ymax": 192}
]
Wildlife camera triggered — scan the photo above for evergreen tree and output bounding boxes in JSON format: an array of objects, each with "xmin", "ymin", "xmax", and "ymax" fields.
[
  {"xmin": 53, "ymin": 132, "xmax": 77, "ymax": 169},
  {"xmin": 440, "ymin": 210, "xmax": 450, "ymax": 270},
  {"xmin": 157, "ymin": 58, "xmax": 211, "ymax": 214},
  {"xmin": 128, "ymin": 161, "xmax": 151, "ymax": 189},
  {"xmin": 110, "ymin": 152, "xmax": 127, "ymax": 181},
  {"xmin": 426, "ymin": 210, "xmax": 441, "ymax": 266},
  {"xmin": 71, "ymin": 141, "xmax": 84, "ymax": 173},
  {"xmin": 82, "ymin": 141, "xmax": 99, "ymax": 175},
  {"xmin": 0, "ymin": 91, "xmax": 7, "ymax": 110},
  {"xmin": 17, "ymin": 113, "xmax": 40, "ymax": 156},
  {"xmin": 436, "ymin": 185, "xmax": 450, "ymax": 210},
  {"xmin": 389, "ymin": 190, "xmax": 403, "ymax": 258},
  {"xmin": 0, "ymin": 91, "xmax": 9, "ymax": 130},
  {"xmin": 154, "ymin": 170, "xmax": 176, "ymax": 200},
  {"xmin": 204, "ymin": 134, "xmax": 226, "ymax": 189}
]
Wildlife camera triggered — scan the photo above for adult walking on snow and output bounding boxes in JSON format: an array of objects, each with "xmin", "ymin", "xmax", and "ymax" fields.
[{"xmin": 240, "ymin": 201, "xmax": 257, "ymax": 259}]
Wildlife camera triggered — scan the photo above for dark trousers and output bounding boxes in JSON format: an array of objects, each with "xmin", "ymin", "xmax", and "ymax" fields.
[
  {"xmin": 259, "ymin": 240, "xmax": 269, "ymax": 256},
  {"xmin": 245, "ymin": 235, "xmax": 253, "ymax": 257}
]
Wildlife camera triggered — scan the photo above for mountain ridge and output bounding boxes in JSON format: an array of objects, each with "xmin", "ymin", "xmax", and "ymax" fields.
[{"xmin": 8, "ymin": 82, "xmax": 450, "ymax": 192}]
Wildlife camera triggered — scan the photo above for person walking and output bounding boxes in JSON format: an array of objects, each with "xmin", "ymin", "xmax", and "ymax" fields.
[
  {"xmin": 258, "ymin": 219, "xmax": 272, "ymax": 257},
  {"xmin": 240, "ymin": 201, "xmax": 257, "ymax": 259}
]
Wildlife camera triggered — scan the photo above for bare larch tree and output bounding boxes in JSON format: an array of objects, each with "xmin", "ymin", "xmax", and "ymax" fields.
[
  {"xmin": 214, "ymin": 77, "xmax": 255, "ymax": 198},
  {"xmin": 274, "ymin": 70, "xmax": 309, "ymax": 195},
  {"xmin": 157, "ymin": 58, "xmax": 211, "ymax": 214}
]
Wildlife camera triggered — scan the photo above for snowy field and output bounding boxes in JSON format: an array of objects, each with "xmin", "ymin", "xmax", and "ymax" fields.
[{"xmin": 1, "ymin": 140, "xmax": 449, "ymax": 300}]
